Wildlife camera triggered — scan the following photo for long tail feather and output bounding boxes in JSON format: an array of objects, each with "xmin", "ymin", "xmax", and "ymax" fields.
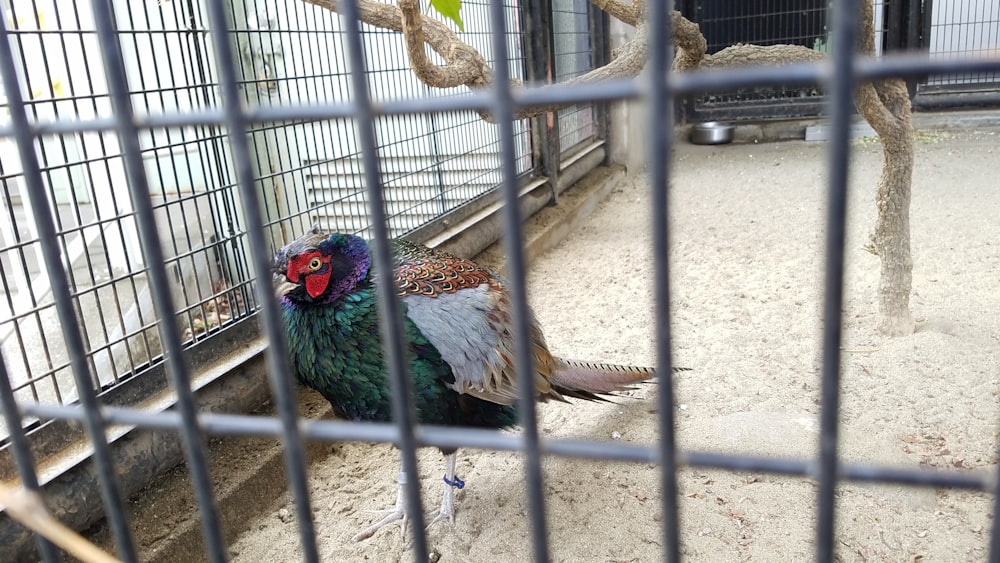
[{"xmin": 548, "ymin": 358, "xmax": 689, "ymax": 402}]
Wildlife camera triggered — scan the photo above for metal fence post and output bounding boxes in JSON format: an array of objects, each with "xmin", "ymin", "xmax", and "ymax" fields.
[
  {"xmin": 647, "ymin": 0, "xmax": 682, "ymax": 558},
  {"xmin": 523, "ymin": 0, "xmax": 560, "ymax": 202}
]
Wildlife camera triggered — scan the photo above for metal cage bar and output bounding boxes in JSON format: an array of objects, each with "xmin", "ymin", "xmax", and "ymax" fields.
[
  {"xmin": 338, "ymin": 0, "xmax": 432, "ymax": 558},
  {"xmin": 202, "ymin": 2, "xmax": 321, "ymax": 561},
  {"xmin": 646, "ymin": 1, "xmax": 682, "ymax": 561},
  {"xmin": 486, "ymin": 0, "xmax": 551, "ymax": 560},
  {"xmin": 11, "ymin": 400, "xmax": 998, "ymax": 490},
  {"xmin": 815, "ymin": 0, "xmax": 860, "ymax": 559},
  {"xmin": 0, "ymin": 51, "xmax": 994, "ymax": 142}
]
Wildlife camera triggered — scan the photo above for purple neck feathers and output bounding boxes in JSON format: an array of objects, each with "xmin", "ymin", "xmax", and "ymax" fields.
[{"xmin": 323, "ymin": 234, "xmax": 371, "ymax": 303}]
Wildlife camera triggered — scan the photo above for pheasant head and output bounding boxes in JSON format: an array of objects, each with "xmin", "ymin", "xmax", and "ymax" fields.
[{"xmin": 273, "ymin": 230, "xmax": 371, "ymax": 305}]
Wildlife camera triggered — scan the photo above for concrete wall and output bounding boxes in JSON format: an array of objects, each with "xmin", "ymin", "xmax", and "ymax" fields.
[{"xmin": 607, "ymin": 18, "xmax": 647, "ymax": 173}]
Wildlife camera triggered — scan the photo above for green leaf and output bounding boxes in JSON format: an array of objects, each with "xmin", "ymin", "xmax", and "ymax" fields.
[{"xmin": 430, "ymin": 0, "xmax": 464, "ymax": 32}]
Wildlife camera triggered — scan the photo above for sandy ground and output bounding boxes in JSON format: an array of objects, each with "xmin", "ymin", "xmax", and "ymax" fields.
[{"xmin": 229, "ymin": 129, "xmax": 1000, "ymax": 562}]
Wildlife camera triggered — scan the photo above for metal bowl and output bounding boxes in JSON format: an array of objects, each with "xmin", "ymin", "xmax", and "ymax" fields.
[{"xmin": 689, "ymin": 121, "xmax": 735, "ymax": 145}]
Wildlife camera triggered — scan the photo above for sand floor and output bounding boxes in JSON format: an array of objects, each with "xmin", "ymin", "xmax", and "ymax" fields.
[{"xmin": 229, "ymin": 129, "xmax": 1000, "ymax": 562}]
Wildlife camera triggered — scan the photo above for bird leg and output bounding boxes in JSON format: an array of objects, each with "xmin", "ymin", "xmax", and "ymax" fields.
[
  {"xmin": 353, "ymin": 464, "xmax": 410, "ymax": 542},
  {"xmin": 428, "ymin": 452, "xmax": 464, "ymax": 529}
]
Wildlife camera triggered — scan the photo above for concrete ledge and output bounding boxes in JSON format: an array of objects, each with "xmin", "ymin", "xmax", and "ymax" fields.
[
  {"xmin": 910, "ymin": 109, "xmax": 1000, "ymax": 129},
  {"xmin": 524, "ymin": 165, "xmax": 626, "ymax": 267},
  {"xmin": 85, "ymin": 394, "xmax": 334, "ymax": 563},
  {"xmin": 1, "ymin": 321, "xmax": 274, "ymax": 562}
]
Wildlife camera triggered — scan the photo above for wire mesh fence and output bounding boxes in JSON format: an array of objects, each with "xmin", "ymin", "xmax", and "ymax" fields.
[
  {"xmin": 682, "ymin": 0, "xmax": 1000, "ymax": 120},
  {"xmin": 924, "ymin": 0, "xmax": 1000, "ymax": 88},
  {"xmin": 552, "ymin": 0, "xmax": 600, "ymax": 155},
  {"xmin": 0, "ymin": 0, "xmax": 998, "ymax": 562},
  {"xmin": 679, "ymin": 0, "xmax": 834, "ymax": 121},
  {"xmin": 0, "ymin": 0, "xmax": 533, "ymax": 439}
]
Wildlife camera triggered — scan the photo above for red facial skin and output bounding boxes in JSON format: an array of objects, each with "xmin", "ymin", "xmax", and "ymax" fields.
[{"xmin": 287, "ymin": 251, "xmax": 332, "ymax": 298}]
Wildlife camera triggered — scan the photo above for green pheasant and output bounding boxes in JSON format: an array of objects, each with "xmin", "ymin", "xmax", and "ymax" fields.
[{"xmin": 273, "ymin": 228, "xmax": 680, "ymax": 540}]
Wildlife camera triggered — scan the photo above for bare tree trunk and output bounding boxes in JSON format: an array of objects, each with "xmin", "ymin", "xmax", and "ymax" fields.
[
  {"xmin": 858, "ymin": 0, "xmax": 915, "ymax": 336},
  {"xmin": 871, "ymin": 120, "xmax": 914, "ymax": 335}
]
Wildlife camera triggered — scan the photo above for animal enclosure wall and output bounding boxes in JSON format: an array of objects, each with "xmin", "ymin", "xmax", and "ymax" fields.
[{"xmin": 923, "ymin": 0, "xmax": 1000, "ymax": 88}]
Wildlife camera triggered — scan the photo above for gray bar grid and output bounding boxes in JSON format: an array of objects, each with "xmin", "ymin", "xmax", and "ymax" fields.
[{"xmin": 0, "ymin": 1, "xmax": 998, "ymax": 562}]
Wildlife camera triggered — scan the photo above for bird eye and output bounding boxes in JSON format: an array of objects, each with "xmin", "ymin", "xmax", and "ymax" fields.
[{"xmin": 308, "ymin": 257, "xmax": 323, "ymax": 271}]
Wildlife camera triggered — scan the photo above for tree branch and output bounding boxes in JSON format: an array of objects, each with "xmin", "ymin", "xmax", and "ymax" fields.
[
  {"xmin": 670, "ymin": 10, "xmax": 707, "ymax": 71},
  {"xmin": 591, "ymin": 0, "xmax": 644, "ymax": 27},
  {"xmin": 302, "ymin": 0, "xmax": 495, "ymax": 88},
  {"xmin": 302, "ymin": 0, "xmax": 659, "ymax": 121},
  {"xmin": 855, "ymin": 0, "xmax": 902, "ymax": 134},
  {"xmin": 855, "ymin": 0, "xmax": 915, "ymax": 335},
  {"xmin": 0, "ymin": 484, "xmax": 121, "ymax": 563},
  {"xmin": 398, "ymin": 0, "xmax": 474, "ymax": 88},
  {"xmin": 701, "ymin": 43, "xmax": 823, "ymax": 69}
]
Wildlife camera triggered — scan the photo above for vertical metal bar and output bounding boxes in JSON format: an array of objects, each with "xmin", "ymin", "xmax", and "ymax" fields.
[
  {"xmin": 84, "ymin": 1, "xmax": 229, "ymax": 561},
  {"xmin": 914, "ymin": 0, "xmax": 930, "ymax": 50},
  {"xmin": 202, "ymin": 4, "xmax": 321, "ymax": 563},
  {"xmin": 0, "ymin": 5, "xmax": 139, "ymax": 562},
  {"xmin": 886, "ymin": 0, "xmax": 902, "ymax": 51},
  {"xmin": 816, "ymin": 0, "xmax": 860, "ymax": 560},
  {"xmin": 487, "ymin": 1, "xmax": 549, "ymax": 561},
  {"xmin": 543, "ymin": 0, "xmax": 561, "ymax": 193},
  {"xmin": 591, "ymin": 4, "xmax": 611, "ymax": 160},
  {"xmin": 647, "ymin": 1, "xmax": 681, "ymax": 562},
  {"xmin": 0, "ymin": 353, "xmax": 59, "ymax": 562},
  {"xmin": 990, "ymin": 450, "xmax": 1000, "ymax": 562},
  {"xmin": 904, "ymin": 0, "xmax": 924, "ymax": 96},
  {"xmin": 682, "ymin": 0, "xmax": 701, "ymax": 123},
  {"xmin": 523, "ymin": 0, "xmax": 559, "ymax": 195},
  {"xmin": 915, "ymin": 0, "xmax": 933, "ymax": 95},
  {"xmin": 335, "ymin": 0, "xmax": 430, "ymax": 558}
]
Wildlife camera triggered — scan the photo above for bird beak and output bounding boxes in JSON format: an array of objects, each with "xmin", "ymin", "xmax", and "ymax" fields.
[{"xmin": 273, "ymin": 274, "xmax": 297, "ymax": 298}]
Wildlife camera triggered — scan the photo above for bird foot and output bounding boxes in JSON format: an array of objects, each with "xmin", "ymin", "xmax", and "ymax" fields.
[
  {"xmin": 353, "ymin": 506, "xmax": 408, "ymax": 542},
  {"xmin": 426, "ymin": 506, "xmax": 454, "ymax": 530},
  {"xmin": 426, "ymin": 472, "xmax": 461, "ymax": 531},
  {"xmin": 354, "ymin": 469, "xmax": 414, "ymax": 542},
  {"xmin": 354, "ymin": 460, "xmax": 465, "ymax": 541}
]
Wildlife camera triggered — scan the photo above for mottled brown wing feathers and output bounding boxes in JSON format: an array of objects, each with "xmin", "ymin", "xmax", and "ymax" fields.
[
  {"xmin": 391, "ymin": 241, "xmax": 558, "ymax": 404},
  {"xmin": 394, "ymin": 255, "xmax": 493, "ymax": 297},
  {"xmin": 391, "ymin": 240, "xmax": 493, "ymax": 298}
]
